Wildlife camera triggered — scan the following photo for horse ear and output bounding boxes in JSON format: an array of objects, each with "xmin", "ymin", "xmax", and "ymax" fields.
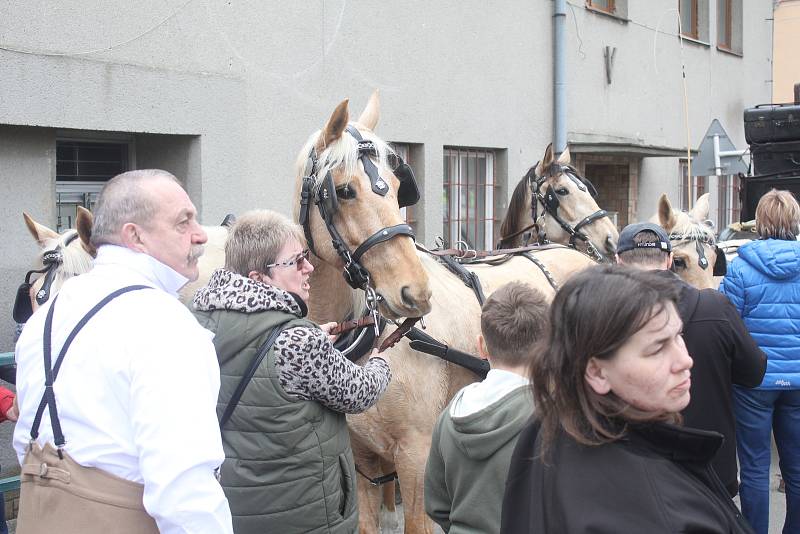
[
  {"xmin": 689, "ymin": 193, "xmax": 710, "ymax": 222},
  {"xmin": 657, "ymin": 194, "xmax": 677, "ymax": 232},
  {"xmin": 556, "ymin": 146, "xmax": 571, "ymax": 166},
  {"xmin": 541, "ymin": 143, "xmax": 555, "ymax": 169},
  {"xmin": 23, "ymin": 212, "xmax": 59, "ymax": 246},
  {"xmin": 321, "ymin": 99, "xmax": 350, "ymax": 149},
  {"xmin": 357, "ymin": 90, "xmax": 380, "ymax": 131},
  {"xmin": 76, "ymin": 206, "xmax": 97, "ymax": 257}
]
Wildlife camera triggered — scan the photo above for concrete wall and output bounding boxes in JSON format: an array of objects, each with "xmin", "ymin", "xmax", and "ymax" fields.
[
  {"xmin": 0, "ymin": 126, "xmax": 57, "ymax": 350},
  {"xmin": 0, "ymin": 0, "xmax": 774, "ymax": 350},
  {"xmin": 565, "ymin": 0, "xmax": 773, "ymax": 216}
]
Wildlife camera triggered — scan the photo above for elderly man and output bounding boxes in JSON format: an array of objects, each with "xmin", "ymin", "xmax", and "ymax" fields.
[{"xmin": 13, "ymin": 170, "xmax": 233, "ymax": 534}]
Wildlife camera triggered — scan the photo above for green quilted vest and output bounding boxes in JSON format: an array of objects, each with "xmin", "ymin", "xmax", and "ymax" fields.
[{"xmin": 193, "ymin": 307, "xmax": 359, "ymax": 534}]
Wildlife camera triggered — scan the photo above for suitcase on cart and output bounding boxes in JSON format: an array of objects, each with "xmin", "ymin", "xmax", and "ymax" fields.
[{"xmin": 744, "ymin": 103, "xmax": 800, "ymax": 144}]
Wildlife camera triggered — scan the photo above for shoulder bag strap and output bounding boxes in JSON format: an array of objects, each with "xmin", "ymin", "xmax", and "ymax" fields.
[
  {"xmin": 30, "ymin": 285, "xmax": 151, "ymax": 451},
  {"xmin": 219, "ymin": 325, "xmax": 285, "ymax": 430}
]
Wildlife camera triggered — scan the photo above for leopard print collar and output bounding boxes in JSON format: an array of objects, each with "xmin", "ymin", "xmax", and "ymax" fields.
[{"xmin": 192, "ymin": 268, "xmax": 305, "ymax": 316}]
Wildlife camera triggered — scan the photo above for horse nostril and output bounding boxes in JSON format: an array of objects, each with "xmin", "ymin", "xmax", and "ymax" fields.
[{"xmin": 401, "ymin": 286, "xmax": 416, "ymax": 309}]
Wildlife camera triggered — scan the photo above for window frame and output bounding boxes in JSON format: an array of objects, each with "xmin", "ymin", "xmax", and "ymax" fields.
[
  {"xmin": 680, "ymin": 0, "xmax": 700, "ymax": 40},
  {"xmin": 679, "ymin": 159, "xmax": 707, "ymax": 212},
  {"xmin": 717, "ymin": 174, "xmax": 741, "ymax": 227},
  {"xmin": 586, "ymin": 0, "xmax": 615, "ymax": 15},
  {"xmin": 55, "ymin": 136, "xmax": 135, "ymax": 232},
  {"xmin": 442, "ymin": 148, "xmax": 498, "ymax": 251},
  {"xmin": 389, "ymin": 142, "xmax": 418, "ymax": 235}
]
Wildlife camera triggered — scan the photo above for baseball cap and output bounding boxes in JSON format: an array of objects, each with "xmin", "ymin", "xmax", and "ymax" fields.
[{"xmin": 617, "ymin": 222, "xmax": 672, "ymax": 254}]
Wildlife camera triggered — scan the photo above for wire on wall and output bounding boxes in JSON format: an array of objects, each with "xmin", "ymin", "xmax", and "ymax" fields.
[{"xmin": 0, "ymin": 0, "xmax": 195, "ymax": 57}]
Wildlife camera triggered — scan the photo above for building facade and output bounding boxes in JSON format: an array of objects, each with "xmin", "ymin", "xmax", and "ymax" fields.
[{"xmin": 0, "ymin": 0, "xmax": 773, "ymax": 350}]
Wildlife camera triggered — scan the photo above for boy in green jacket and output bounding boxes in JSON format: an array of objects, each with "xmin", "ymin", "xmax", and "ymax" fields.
[{"xmin": 424, "ymin": 282, "xmax": 548, "ymax": 533}]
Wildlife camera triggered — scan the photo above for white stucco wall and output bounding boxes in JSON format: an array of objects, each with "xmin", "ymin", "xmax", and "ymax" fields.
[
  {"xmin": 565, "ymin": 0, "xmax": 772, "ymax": 214},
  {"xmin": 0, "ymin": 1, "xmax": 773, "ymax": 350}
]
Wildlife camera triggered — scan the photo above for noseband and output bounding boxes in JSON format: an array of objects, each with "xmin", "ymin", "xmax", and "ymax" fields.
[
  {"xmin": 13, "ymin": 231, "xmax": 79, "ymax": 323},
  {"xmin": 528, "ymin": 163, "xmax": 608, "ymax": 262}
]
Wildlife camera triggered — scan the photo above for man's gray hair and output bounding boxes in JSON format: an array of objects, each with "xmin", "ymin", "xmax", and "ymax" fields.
[
  {"xmin": 90, "ymin": 170, "xmax": 180, "ymax": 248},
  {"xmin": 225, "ymin": 210, "xmax": 306, "ymax": 276}
]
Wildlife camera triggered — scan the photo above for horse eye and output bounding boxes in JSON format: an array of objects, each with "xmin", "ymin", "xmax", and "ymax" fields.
[
  {"xmin": 555, "ymin": 187, "xmax": 569, "ymax": 196},
  {"xmin": 336, "ymin": 184, "xmax": 356, "ymax": 200},
  {"xmin": 673, "ymin": 257, "xmax": 687, "ymax": 270}
]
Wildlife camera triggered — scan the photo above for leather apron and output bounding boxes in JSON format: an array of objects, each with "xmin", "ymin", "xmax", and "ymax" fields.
[{"xmin": 16, "ymin": 286, "xmax": 159, "ymax": 534}]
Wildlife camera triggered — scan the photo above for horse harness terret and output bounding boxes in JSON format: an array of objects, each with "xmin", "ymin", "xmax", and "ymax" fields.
[{"xmin": 13, "ymin": 231, "xmax": 80, "ymax": 324}]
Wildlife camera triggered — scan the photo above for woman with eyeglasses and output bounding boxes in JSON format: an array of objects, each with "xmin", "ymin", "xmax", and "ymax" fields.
[{"xmin": 191, "ymin": 209, "xmax": 390, "ymax": 534}]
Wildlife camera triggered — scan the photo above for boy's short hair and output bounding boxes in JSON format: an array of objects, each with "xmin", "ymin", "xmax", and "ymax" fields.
[{"xmin": 480, "ymin": 282, "xmax": 549, "ymax": 367}]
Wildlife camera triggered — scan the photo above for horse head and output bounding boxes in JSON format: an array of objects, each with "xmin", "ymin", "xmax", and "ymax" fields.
[
  {"xmin": 15, "ymin": 207, "xmax": 95, "ymax": 323},
  {"xmin": 294, "ymin": 91, "xmax": 432, "ymax": 320},
  {"xmin": 500, "ymin": 144, "xmax": 619, "ymax": 261},
  {"xmin": 653, "ymin": 193, "xmax": 726, "ymax": 289}
]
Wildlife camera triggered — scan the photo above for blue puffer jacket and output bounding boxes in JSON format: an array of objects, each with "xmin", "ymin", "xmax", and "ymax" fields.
[{"xmin": 719, "ymin": 238, "xmax": 800, "ymax": 389}]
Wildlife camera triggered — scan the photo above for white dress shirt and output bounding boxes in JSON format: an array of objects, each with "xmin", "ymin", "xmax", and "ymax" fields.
[{"xmin": 14, "ymin": 245, "xmax": 233, "ymax": 534}]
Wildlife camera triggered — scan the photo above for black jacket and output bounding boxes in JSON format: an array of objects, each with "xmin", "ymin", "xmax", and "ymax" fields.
[
  {"xmin": 501, "ymin": 421, "xmax": 755, "ymax": 534},
  {"xmin": 654, "ymin": 270, "xmax": 766, "ymax": 496}
]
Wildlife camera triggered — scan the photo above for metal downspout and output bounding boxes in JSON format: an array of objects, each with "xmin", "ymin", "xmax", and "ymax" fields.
[{"xmin": 553, "ymin": 0, "xmax": 567, "ymax": 154}]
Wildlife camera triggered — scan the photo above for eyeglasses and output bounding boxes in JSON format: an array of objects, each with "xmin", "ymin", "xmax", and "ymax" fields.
[{"xmin": 265, "ymin": 249, "xmax": 310, "ymax": 271}]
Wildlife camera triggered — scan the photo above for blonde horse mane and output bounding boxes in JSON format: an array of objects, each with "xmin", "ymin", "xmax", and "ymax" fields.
[
  {"xmin": 294, "ymin": 127, "xmax": 395, "ymax": 194},
  {"xmin": 668, "ymin": 213, "xmax": 717, "ymax": 245}
]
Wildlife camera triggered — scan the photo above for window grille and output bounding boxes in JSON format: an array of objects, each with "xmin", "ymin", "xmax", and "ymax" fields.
[
  {"xmin": 443, "ymin": 148, "xmax": 498, "ymax": 250},
  {"xmin": 680, "ymin": 160, "xmax": 707, "ymax": 212},
  {"xmin": 717, "ymin": 174, "xmax": 741, "ymax": 227},
  {"xmin": 55, "ymin": 139, "xmax": 132, "ymax": 232}
]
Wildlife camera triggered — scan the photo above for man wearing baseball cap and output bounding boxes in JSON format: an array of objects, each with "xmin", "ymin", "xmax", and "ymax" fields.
[{"xmin": 616, "ymin": 221, "xmax": 765, "ymax": 497}]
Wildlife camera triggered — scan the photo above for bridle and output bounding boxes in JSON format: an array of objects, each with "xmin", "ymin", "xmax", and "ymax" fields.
[
  {"xmin": 527, "ymin": 163, "xmax": 608, "ymax": 262},
  {"xmin": 13, "ymin": 231, "xmax": 79, "ymax": 324},
  {"xmin": 668, "ymin": 229, "xmax": 728, "ymax": 276},
  {"xmin": 297, "ymin": 125, "xmax": 420, "ymax": 330}
]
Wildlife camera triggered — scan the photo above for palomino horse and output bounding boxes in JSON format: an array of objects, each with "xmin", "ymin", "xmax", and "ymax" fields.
[
  {"xmin": 651, "ymin": 193, "xmax": 727, "ymax": 289},
  {"xmin": 283, "ymin": 92, "xmax": 596, "ymax": 533},
  {"xmin": 14, "ymin": 208, "xmax": 94, "ymax": 325},
  {"xmin": 498, "ymin": 144, "xmax": 619, "ymax": 261},
  {"xmin": 20, "ymin": 93, "xmax": 597, "ymax": 533}
]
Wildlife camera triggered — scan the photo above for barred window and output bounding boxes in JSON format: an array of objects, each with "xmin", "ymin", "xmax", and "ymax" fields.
[{"xmin": 443, "ymin": 148, "xmax": 498, "ymax": 250}]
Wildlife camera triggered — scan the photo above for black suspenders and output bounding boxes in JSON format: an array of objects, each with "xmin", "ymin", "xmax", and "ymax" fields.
[{"xmin": 29, "ymin": 285, "xmax": 150, "ymax": 458}]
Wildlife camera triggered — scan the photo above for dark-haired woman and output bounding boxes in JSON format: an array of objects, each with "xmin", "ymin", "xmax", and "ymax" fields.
[{"xmin": 501, "ymin": 265, "xmax": 753, "ymax": 534}]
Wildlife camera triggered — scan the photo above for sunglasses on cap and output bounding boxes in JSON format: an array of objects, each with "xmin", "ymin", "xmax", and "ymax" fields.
[{"xmin": 265, "ymin": 249, "xmax": 310, "ymax": 271}]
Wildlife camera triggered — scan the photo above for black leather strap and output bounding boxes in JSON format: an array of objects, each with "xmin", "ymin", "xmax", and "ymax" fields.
[
  {"xmin": 439, "ymin": 254, "xmax": 486, "ymax": 305},
  {"xmin": 351, "ymin": 224, "xmax": 415, "ymax": 263},
  {"xmin": 31, "ymin": 285, "xmax": 151, "ymax": 453},
  {"xmin": 219, "ymin": 325, "xmax": 285, "ymax": 429},
  {"xmin": 406, "ymin": 327, "xmax": 490, "ymax": 379}
]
